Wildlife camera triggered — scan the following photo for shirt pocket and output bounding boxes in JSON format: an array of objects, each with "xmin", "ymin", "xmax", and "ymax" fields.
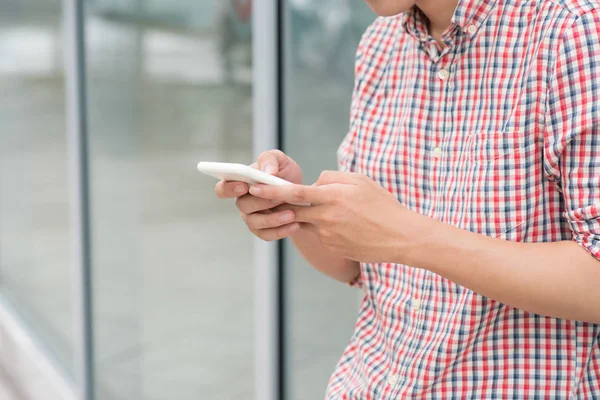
[
  {"xmin": 467, "ymin": 130, "xmax": 525, "ymax": 163},
  {"xmin": 462, "ymin": 130, "xmax": 531, "ymax": 241}
]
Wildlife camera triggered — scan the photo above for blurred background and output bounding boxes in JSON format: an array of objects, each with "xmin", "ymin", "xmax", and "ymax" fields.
[{"xmin": 0, "ymin": 0, "xmax": 375, "ymax": 399}]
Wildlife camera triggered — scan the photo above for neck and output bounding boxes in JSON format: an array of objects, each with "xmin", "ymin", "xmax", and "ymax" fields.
[{"xmin": 416, "ymin": 0, "xmax": 460, "ymax": 44}]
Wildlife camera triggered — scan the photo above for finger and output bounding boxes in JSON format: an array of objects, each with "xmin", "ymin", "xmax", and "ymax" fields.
[
  {"xmin": 254, "ymin": 223, "xmax": 300, "ymax": 242},
  {"xmin": 316, "ymin": 170, "xmax": 361, "ymax": 186},
  {"xmin": 236, "ymin": 194, "xmax": 283, "ymax": 214},
  {"xmin": 245, "ymin": 209, "xmax": 295, "ymax": 230},
  {"xmin": 216, "ymin": 180, "xmax": 249, "ymax": 199},
  {"xmin": 273, "ymin": 204, "xmax": 321, "ymax": 223},
  {"xmin": 257, "ymin": 149, "xmax": 287, "ymax": 175},
  {"xmin": 249, "ymin": 183, "xmax": 329, "ymax": 205}
]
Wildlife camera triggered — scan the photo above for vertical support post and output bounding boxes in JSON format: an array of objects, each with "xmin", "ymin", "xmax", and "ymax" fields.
[
  {"xmin": 63, "ymin": 1, "xmax": 95, "ymax": 399},
  {"xmin": 252, "ymin": 0, "xmax": 282, "ymax": 399}
]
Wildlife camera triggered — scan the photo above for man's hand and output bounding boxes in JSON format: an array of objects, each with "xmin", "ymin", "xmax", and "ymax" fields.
[
  {"xmin": 215, "ymin": 150, "xmax": 303, "ymax": 241},
  {"xmin": 249, "ymin": 171, "xmax": 421, "ymax": 263}
]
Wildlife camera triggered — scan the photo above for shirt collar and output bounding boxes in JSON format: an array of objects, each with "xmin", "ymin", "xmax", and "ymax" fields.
[
  {"xmin": 402, "ymin": 0, "xmax": 498, "ymax": 42},
  {"xmin": 451, "ymin": 0, "xmax": 498, "ymax": 34}
]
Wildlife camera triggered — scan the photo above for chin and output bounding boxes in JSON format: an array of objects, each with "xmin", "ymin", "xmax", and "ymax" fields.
[{"xmin": 365, "ymin": 0, "xmax": 415, "ymax": 16}]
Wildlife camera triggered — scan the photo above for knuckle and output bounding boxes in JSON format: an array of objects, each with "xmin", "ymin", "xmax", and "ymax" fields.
[
  {"xmin": 261, "ymin": 230, "xmax": 277, "ymax": 242},
  {"xmin": 356, "ymin": 173, "xmax": 370, "ymax": 183},
  {"xmin": 237, "ymin": 195, "xmax": 258, "ymax": 214},
  {"xmin": 270, "ymin": 149, "xmax": 285, "ymax": 158},
  {"xmin": 317, "ymin": 171, "xmax": 328, "ymax": 184},
  {"xmin": 291, "ymin": 187, "xmax": 306, "ymax": 202},
  {"xmin": 275, "ymin": 225, "xmax": 290, "ymax": 240},
  {"xmin": 260, "ymin": 149, "xmax": 282, "ymax": 163},
  {"xmin": 259, "ymin": 215, "xmax": 273, "ymax": 230},
  {"xmin": 255, "ymin": 231, "xmax": 271, "ymax": 242},
  {"xmin": 251, "ymin": 214, "xmax": 275, "ymax": 230},
  {"xmin": 317, "ymin": 170, "xmax": 334, "ymax": 185},
  {"xmin": 318, "ymin": 227, "xmax": 331, "ymax": 238},
  {"xmin": 329, "ymin": 189, "xmax": 341, "ymax": 204},
  {"xmin": 321, "ymin": 211, "xmax": 335, "ymax": 225},
  {"xmin": 318, "ymin": 171, "xmax": 329, "ymax": 181},
  {"xmin": 251, "ymin": 228, "xmax": 268, "ymax": 241},
  {"xmin": 321, "ymin": 239, "xmax": 334, "ymax": 252},
  {"xmin": 248, "ymin": 215, "xmax": 264, "ymax": 230},
  {"xmin": 257, "ymin": 152, "xmax": 271, "ymax": 166}
]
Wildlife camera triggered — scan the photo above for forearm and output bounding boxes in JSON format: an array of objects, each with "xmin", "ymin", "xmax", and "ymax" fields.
[
  {"xmin": 402, "ymin": 216, "xmax": 600, "ymax": 323},
  {"xmin": 291, "ymin": 229, "xmax": 360, "ymax": 284}
]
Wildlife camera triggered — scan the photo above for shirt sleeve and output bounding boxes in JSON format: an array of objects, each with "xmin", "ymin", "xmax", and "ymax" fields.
[
  {"xmin": 339, "ymin": 33, "xmax": 365, "ymax": 288},
  {"xmin": 337, "ymin": 16, "xmax": 393, "ymax": 174},
  {"xmin": 544, "ymin": 9, "xmax": 600, "ymax": 259},
  {"xmin": 336, "ymin": 23, "xmax": 368, "ymax": 174}
]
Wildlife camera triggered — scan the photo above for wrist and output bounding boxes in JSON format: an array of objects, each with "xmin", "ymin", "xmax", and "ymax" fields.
[{"xmin": 390, "ymin": 211, "xmax": 443, "ymax": 267}]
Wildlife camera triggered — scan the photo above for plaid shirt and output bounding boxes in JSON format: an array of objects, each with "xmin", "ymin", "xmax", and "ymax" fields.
[{"xmin": 329, "ymin": 0, "xmax": 600, "ymax": 398}]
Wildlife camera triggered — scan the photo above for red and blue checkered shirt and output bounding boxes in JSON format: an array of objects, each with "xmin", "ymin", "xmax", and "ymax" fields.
[{"xmin": 329, "ymin": 0, "xmax": 600, "ymax": 398}]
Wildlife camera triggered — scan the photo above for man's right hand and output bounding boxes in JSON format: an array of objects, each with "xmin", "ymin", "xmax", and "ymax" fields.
[{"xmin": 214, "ymin": 150, "xmax": 303, "ymax": 241}]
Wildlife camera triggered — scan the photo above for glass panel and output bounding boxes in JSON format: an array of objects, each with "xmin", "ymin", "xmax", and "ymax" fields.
[
  {"xmin": 83, "ymin": 1, "xmax": 255, "ymax": 399},
  {"xmin": 0, "ymin": 0, "xmax": 74, "ymax": 373},
  {"xmin": 282, "ymin": 1, "xmax": 375, "ymax": 398}
]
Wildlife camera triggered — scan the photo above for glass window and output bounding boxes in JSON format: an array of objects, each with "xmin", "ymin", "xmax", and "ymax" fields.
[
  {"xmin": 83, "ymin": 1, "xmax": 255, "ymax": 399},
  {"xmin": 0, "ymin": 0, "xmax": 74, "ymax": 374},
  {"xmin": 282, "ymin": 1, "xmax": 375, "ymax": 398}
]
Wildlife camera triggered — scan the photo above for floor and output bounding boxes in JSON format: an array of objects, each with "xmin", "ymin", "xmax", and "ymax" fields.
[
  {"xmin": 0, "ymin": 368, "xmax": 22, "ymax": 400},
  {"xmin": 0, "ymin": 5, "xmax": 365, "ymax": 400}
]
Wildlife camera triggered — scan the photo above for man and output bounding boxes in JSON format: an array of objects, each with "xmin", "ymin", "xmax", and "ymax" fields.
[{"xmin": 216, "ymin": 0, "xmax": 600, "ymax": 397}]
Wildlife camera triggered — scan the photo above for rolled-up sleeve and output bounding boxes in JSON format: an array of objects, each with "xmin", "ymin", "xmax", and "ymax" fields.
[{"xmin": 544, "ymin": 9, "xmax": 600, "ymax": 259}]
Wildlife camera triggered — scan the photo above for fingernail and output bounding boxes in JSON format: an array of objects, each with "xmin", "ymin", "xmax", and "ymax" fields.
[
  {"xmin": 264, "ymin": 164, "xmax": 275, "ymax": 175},
  {"xmin": 279, "ymin": 212, "xmax": 294, "ymax": 224},
  {"xmin": 234, "ymin": 185, "xmax": 246, "ymax": 194},
  {"xmin": 289, "ymin": 223, "xmax": 300, "ymax": 232},
  {"xmin": 249, "ymin": 186, "xmax": 262, "ymax": 195}
]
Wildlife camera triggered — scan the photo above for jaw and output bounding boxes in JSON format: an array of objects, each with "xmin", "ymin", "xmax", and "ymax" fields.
[{"xmin": 364, "ymin": 0, "xmax": 416, "ymax": 16}]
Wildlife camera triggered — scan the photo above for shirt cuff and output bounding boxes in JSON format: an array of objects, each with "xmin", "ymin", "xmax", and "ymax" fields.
[{"xmin": 564, "ymin": 203, "xmax": 600, "ymax": 260}]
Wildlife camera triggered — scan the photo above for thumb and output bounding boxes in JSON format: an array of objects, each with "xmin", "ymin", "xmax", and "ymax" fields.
[{"xmin": 257, "ymin": 150, "xmax": 287, "ymax": 175}]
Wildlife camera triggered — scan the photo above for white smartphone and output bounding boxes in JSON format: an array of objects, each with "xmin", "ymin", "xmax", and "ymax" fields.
[
  {"xmin": 197, "ymin": 161, "xmax": 310, "ymax": 206},
  {"xmin": 197, "ymin": 161, "xmax": 292, "ymax": 185}
]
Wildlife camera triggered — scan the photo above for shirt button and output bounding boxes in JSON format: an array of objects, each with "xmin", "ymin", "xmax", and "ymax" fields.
[
  {"xmin": 387, "ymin": 374, "xmax": 399, "ymax": 386},
  {"xmin": 467, "ymin": 24, "xmax": 477, "ymax": 34},
  {"xmin": 438, "ymin": 69, "xmax": 450, "ymax": 80},
  {"xmin": 412, "ymin": 299, "xmax": 421, "ymax": 312},
  {"xmin": 432, "ymin": 147, "xmax": 443, "ymax": 158}
]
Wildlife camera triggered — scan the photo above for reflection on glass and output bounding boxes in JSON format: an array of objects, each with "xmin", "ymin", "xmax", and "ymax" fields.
[
  {"xmin": 84, "ymin": 1, "xmax": 255, "ymax": 399},
  {"xmin": 283, "ymin": 1, "xmax": 375, "ymax": 398},
  {"xmin": 0, "ymin": 0, "xmax": 74, "ymax": 373}
]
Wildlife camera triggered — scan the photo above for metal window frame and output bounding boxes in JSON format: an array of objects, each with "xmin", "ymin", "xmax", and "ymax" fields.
[
  {"xmin": 252, "ymin": 1, "xmax": 285, "ymax": 400},
  {"xmin": 63, "ymin": 0, "xmax": 285, "ymax": 399},
  {"xmin": 63, "ymin": 0, "xmax": 95, "ymax": 399}
]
